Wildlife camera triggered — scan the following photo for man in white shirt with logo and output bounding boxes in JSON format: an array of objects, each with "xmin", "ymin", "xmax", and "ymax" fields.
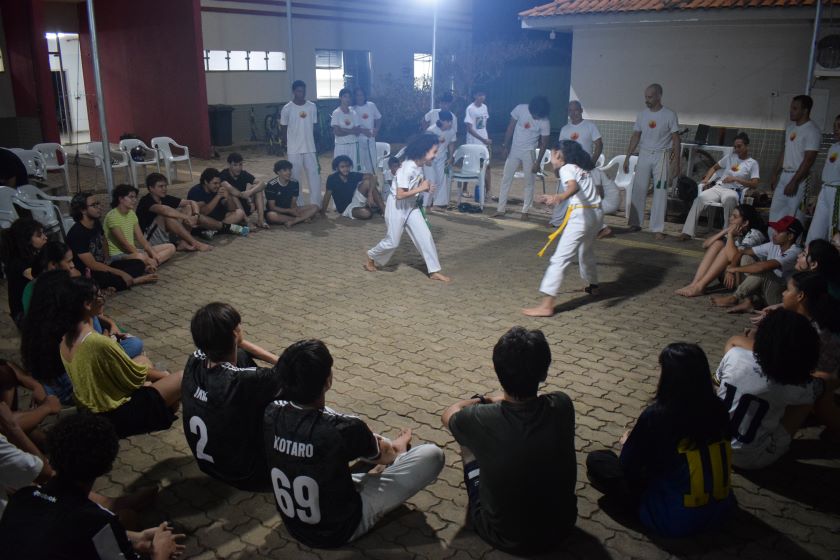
[
  {"xmin": 423, "ymin": 91, "xmax": 457, "ymax": 135},
  {"xmin": 807, "ymin": 114, "xmax": 840, "ymax": 244},
  {"xmin": 623, "ymin": 83, "xmax": 681, "ymax": 239},
  {"xmin": 493, "ymin": 96, "xmax": 551, "ymax": 219},
  {"xmin": 423, "ymin": 111, "xmax": 457, "ymax": 210},
  {"xmin": 464, "ymin": 87, "xmax": 492, "ymax": 200},
  {"xmin": 770, "ymin": 95, "xmax": 821, "ymax": 234},
  {"xmin": 559, "ymin": 100, "xmax": 602, "ymax": 164},
  {"xmin": 280, "ymin": 80, "xmax": 322, "ymax": 206}
]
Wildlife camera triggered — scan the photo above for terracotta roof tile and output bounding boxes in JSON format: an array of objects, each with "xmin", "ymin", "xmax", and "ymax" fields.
[{"xmin": 520, "ymin": 0, "xmax": 840, "ymax": 17}]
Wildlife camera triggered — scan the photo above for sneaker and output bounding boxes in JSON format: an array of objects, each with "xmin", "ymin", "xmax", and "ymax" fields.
[{"xmin": 198, "ymin": 230, "xmax": 216, "ymax": 240}]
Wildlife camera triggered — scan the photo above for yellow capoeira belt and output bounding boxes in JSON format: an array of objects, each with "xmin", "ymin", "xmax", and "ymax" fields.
[{"xmin": 538, "ymin": 203, "xmax": 600, "ymax": 257}]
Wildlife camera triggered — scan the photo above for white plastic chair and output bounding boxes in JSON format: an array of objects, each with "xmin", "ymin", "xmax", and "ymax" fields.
[
  {"xmin": 13, "ymin": 184, "xmax": 75, "ymax": 238},
  {"xmin": 600, "ymin": 155, "xmax": 638, "ymax": 222},
  {"xmin": 451, "ymin": 144, "xmax": 490, "ymax": 209},
  {"xmin": 0, "ymin": 186, "xmax": 20, "ymax": 230},
  {"xmin": 151, "ymin": 136, "xmax": 193, "ymax": 183},
  {"xmin": 595, "ymin": 153, "xmax": 605, "ymax": 168},
  {"xmin": 692, "ymin": 172, "xmax": 743, "ymax": 235},
  {"xmin": 119, "ymin": 139, "xmax": 160, "ymax": 188},
  {"xmin": 87, "ymin": 142, "xmax": 131, "ymax": 184},
  {"xmin": 375, "ymin": 142, "xmax": 391, "ymax": 169},
  {"xmin": 33, "ymin": 143, "xmax": 70, "ymax": 189},
  {"xmin": 8, "ymin": 149, "xmax": 47, "ymax": 181}
]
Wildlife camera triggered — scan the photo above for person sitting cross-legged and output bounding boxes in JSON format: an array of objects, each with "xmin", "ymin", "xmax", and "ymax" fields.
[
  {"xmin": 322, "ymin": 155, "xmax": 385, "ymax": 220},
  {"xmin": 182, "ymin": 302, "xmax": 282, "ymax": 491},
  {"xmin": 586, "ymin": 343, "xmax": 735, "ymax": 537},
  {"xmin": 264, "ymin": 160, "xmax": 319, "ymax": 228},
  {"xmin": 187, "ymin": 168, "xmax": 250, "ymax": 237},
  {"xmin": 136, "ymin": 172, "xmax": 212, "ymax": 252},
  {"xmin": 264, "ymin": 340, "xmax": 444, "ymax": 548},
  {"xmin": 0, "ymin": 414, "xmax": 185, "ymax": 559},
  {"xmin": 220, "ymin": 152, "xmax": 269, "ymax": 230},
  {"xmin": 441, "ymin": 327, "xmax": 577, "ymax": 555}
]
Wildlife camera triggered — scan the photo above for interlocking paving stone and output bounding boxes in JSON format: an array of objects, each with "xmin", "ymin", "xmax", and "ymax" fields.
[{"xmin": 2, "ymin": 147, "xmax": 839, "ymax": 558}]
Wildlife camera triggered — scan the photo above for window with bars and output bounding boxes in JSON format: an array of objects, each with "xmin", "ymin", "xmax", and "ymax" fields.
[
  {"xmin": 203, "ymin": 50, "xmax": 287, "ymax": 72},
  {"xmin": 315, "ymin": 49, "xmax": 345, "ymax": 99}
]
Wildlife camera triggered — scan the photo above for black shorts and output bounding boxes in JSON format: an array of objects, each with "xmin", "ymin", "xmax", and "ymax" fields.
[
  {"xmin": 463, "ymin": 459, "xmax": 482, "ymax": 524},
  {"xmin": 100, "ymin": 386, "xmax": 176, "ymax": 438}
]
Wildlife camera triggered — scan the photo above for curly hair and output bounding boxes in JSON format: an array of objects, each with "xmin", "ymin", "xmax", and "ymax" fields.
[
  {"xmin": 48, "ymin": 413, "xmax": 119, "ymax": 483},
  {"xmin": 0, "ymin": 217, "xmax": 44, "ymax": 266},
  {"xmin": 552, "ymin": 139, "xmax": 595, "ymax": 171},
  {"xmin": 331, "ymin": 155, "xmax": 353, "ymax": 171},
  {"xmin": 70, "ymin": 191, "xmax": 95, "ymax": 222},
  {"xmin": 753, "ymin": 309, "xmax": 819, "ymax": 385},
  {"xmin": 403, "ymin": 134, "xmax": 439, "ymax": 161}
]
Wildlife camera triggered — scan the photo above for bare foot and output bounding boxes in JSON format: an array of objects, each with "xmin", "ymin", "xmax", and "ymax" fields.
[
  {"xmin": 177, "ymin": 241, "xmax": 197, "ymax": 252},
  {"xmin": 491, "ymin": 212, "xmax": 506, "ymax": 218},
  {"xmin": 675, "ymin": 284, "xmax": 704, "ymax": 297},
  {"xmin": 710, "ymin": 295, "xmax": 738, "ymax": 307},
  {"xmin": 259, "ymin": 222, "xmax": 271, "ymax": 230},
  {"xmin": 284, "ymin": 221, "xmax": 293, "ymax": 229},
  {"xmin": 391, "ymin": 428, "xmax": 413, "ymax": 454},
  {"xmin": 727, "ymin": 300, "xmax": 754, "ymax": 314},
  {"xmin": 429, "ymin": 272, "xmax": 451, "ymax": 283},
  {"xmin": 364, "ymin": 258, "xmax": 378, "ymax": 272},
  {"xmin": 677, "ymin": 233, "xmax": 691, "ymax": 242},
  {"xmin": 597, "ymin": 227, "xmax": 613, "ymax": 239},
  {"xmin": 522, "ymin": 305, "xmax": 556, "ymax": 317},
  {"xmin": 195, "ymin": 242, "xmax": 213, "ymax": 252},
  {"xmin": 654, "ymin": 232, "xmax": 667, "ymax": 240},
  {"xmin": 134, "ymin": 274, "xmax": 159, "ymax": 285}
]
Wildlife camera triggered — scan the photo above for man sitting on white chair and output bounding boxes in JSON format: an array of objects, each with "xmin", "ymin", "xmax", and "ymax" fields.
[{"xmin": 678, "ymin": 132, "xmax": 759, "ymax": 240}]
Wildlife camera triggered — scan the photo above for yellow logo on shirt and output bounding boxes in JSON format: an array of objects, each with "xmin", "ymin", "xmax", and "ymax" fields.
[
  {"xmin": 648, "ymin": 121, "xmax": 657, "ymax": 129},
  {"xmin": 731, "ymin": 164, "xmax": 740, "ymax": 172},
  {"xmin": 570, "ymin": 132, "xmax": 579, "ymax": 141},
  {"xmin": 298, "ymin": 111, "xmax": 307, "ymax": 118},
  {"xmin": 831, "ymin": 152, "xmax": 838, "ymax": 163},
  {"xmin": 790, "ymin": 131, "xmax": 797, "ymax": 141}
]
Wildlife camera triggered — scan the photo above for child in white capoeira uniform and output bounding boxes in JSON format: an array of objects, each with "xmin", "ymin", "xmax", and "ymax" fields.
[
  {"xmin": 353, "ymin": 87, "xmax": 382, "ymax": 175},
  {"xmin": 365, "ymin": 134, "xmax": 451, "ymax": 283},
  {"xmin": 523, "ymin": 140, "xmax": 602, "ymax": 317},
  {"xmin": 331, "ymin": 88, "xmax": 360, "ymax": 169},
  {"xmin": 423, "ymin": 111, "xmax": 456, "ymax": 211},
  {"xmin": 807, "ymin": 114, "xmax": 840, "ymax": 244}
]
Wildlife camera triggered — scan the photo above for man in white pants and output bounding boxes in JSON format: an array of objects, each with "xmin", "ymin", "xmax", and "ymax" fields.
[
  {"xmin": 423, "ymin": 111, "xmax": 456, "ymax": 210},
  {"xmin": 624, "ymin": 84, "xmax": 681, "ymax": 239},
  {"xmin": 280, "ymin": 80, "xmax": 322, "ymax": 206},
  {"xmin": 464, "ymin": 88, "xmax": 493, "ymax": 199},
  {"xmin": 768, "ymin": 95, "xmax": 820, "ymax": 236},
  {"xmin": 807, "ymin": 114, "xmax": 840, "ymax": 244},
  {"xmin": 493, "ymin": 96, "xmax": 551, "ymax": 219}
]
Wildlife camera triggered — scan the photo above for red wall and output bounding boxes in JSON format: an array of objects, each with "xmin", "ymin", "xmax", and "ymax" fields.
[
  {"xmin": 78, "ymin": 0, "xmax": 212, "ymax": 158},
  {"xmin": 0, "ymin": 0, "xmax": 60, "ymax": 142}
]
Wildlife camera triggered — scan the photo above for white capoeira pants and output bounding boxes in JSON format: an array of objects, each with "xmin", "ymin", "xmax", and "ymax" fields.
[
  {"xmin": 367, "ymin": 196, "xmax": 442, "ymax": 273},
  {"xmin": 769, "ymin": 169, "xmax": 806, "ymax": 233},
  {"xmin": 551, "ymin": 169, "xmax": 617, "ymax": 231},
  {"xmin": 422, "ymin": 158, "xmax": 448, "ymax": 207},
  {"xmin": 288, "ymin": 152, "xmax": 322, "ymax": 207},
  {"xmin": 806, "ymin": 183, "xmax": 840, "ymax": 243},
  {"xmin": 357, "ymin": 136, "xmax": 377, "ymax": 174},
  {"xmin": 334, "ymin": 142, "xmax": 359, "ymax": 169},
  {"xmin": 629, "ymin": 149, "xmax": 670, "ymax": 232},
  {"xmin": 539, "ymin": 207, "xmax": 602, "ymax": 297},
  {"xmin": 681, "ymin": 184, "xmax": 740, "ymax": 238},
  {"xmin": 497, "ymin": 149, "xmax": 536, "ymax": 214}
]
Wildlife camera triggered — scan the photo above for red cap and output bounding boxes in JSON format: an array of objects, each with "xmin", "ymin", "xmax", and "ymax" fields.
[{"xmin": 768, "ymin": 216, "xmax": 804, "ymax": 237}]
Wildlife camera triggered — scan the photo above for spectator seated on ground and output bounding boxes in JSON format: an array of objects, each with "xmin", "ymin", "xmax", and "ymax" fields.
[
  {"xmin": 182, "ymin": 302, "xmax": 281, "ymax": 491},
  {"xmin": 21, "ymin": 272, "xmax": 182, "ymax": 438},
  {"xmin": 710, "ymin": 216, "xmax": 802, "ymax": 313},
  {"xmin": 263, "ymin": 160, "xmax": 319, "ymax": 228},
  {"xmin": 321, "ymin": 155, "xmax": 385, "ymax": 220},
  {"xmin": 21, "ymin": 240, "xmax": 79, "ymax": 316},
  {"xmin": 675, "ymin": 204, "xmax": 767, "ymax": 297},
  {"xmin": 0, "ymin": 401, "xmax": 52, "ymax": 520},
  {"xmin": 441, "ymin": 327, "xmax": 577, "ymax": 555},
  {"xmin": 220, "ymin": 152, "xmax": 269, "ymax": 230},
  {"xmin": 587, "ymin": 343, "xmax": 735, "ymax": 537},
  {"xmin": 0, "ymin": 360, "xmax": 61, "ymax": 445},
  {"xmin": 104, "ymin": 184, "xmax": 176, "ymax": 274},
  {"xmin": 136, "ymin": 172, "xmax": 212, "ymax": 252},
  {"xmin": 715, "ymin": 309, "xmax": 836, "ymax": 469},
  {"xmin": 188, "ymin": 168, "xmax": 250, "ymax": 237},
  {"xmin": 67, "ymin": 192, "xmax": 156, "ymax": 291},
  {"xmin": 264, "ymin": 340, "xmax": 444, "ymax": 549},
  {"xmin": 0, "ymin": 414, "xmax": 185, "ymax": 559},
  {"xmin": 0, "ymin": 218, "xmax": 47, "ymax": 327}
]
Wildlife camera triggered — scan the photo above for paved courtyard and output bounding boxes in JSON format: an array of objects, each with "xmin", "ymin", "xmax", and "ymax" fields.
[{"xmin": 2, "ymin": 148, "xmax": 839, "ymax": 559}]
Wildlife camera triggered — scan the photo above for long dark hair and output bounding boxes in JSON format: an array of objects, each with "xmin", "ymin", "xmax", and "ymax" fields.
[
  {"xmin": 734, "ymin": 204, "xmax": 766, "ymax": 236},
  {"xmin": 553, "ymin": 139, "xmax": 594, "ymax": 171},
  {"xmin": 807, "ymin": 239, "xmax": 840, "ymax": 285},
  {"xmin": 0, "ymin": 217, "xmax": 44, "ymax": 265},
  {"xmin": 789, "ymin": 271, "xmax": 840, "ymax": 333},
  {"xmin": 652, "ymin": 343, "xmax": 729, "ymax": 447},
  {"xmin": 21, "ymin": 272, "xmax": 97, "ymax": 383}
]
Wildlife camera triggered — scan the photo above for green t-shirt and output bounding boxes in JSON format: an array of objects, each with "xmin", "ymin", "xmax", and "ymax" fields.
[
  {"xmin": 448, "ymin": 392, "xmax": 578, "ymax": 554},
  {"xmin": 103, "ymin": 208, "xmax": 139, "ymax": 257},
  {"xmin": 21, "ymin": 280, "xmax": 33, "ymax": 316},
  {"xmin": 61, "ymin": 331, "xmax": 148, "ymax": 413}
]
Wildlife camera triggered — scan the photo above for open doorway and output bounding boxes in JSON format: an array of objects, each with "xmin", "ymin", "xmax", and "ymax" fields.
[{"xmin": 46, "ymin": 32, "xmax": 90, "ymax": 145}]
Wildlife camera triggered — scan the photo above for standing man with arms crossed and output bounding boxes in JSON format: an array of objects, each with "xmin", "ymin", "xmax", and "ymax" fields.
[
  {"xmin": 770, "ymin": 95, "xmax": 821, "ymax": 234},
  {"xmin": 624, "ymin": 83, "xmax": 681, "ymax": 239},
  {"xmin": 280, "ymin": 80, "xmax": 322, "ymax": 206},
  {"xmin": 493, "ymin": 96, "xmax": 551, "ymax": 220}
]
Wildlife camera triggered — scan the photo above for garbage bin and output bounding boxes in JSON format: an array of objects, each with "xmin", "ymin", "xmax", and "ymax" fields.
[{"xmin": 208, "ymin": 104, "xmax": 234, "ymax": 146}]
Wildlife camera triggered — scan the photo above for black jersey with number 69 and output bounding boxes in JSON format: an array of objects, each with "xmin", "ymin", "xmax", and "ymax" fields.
[
  {"xmin": 263, "ymin": 400, "xmax": 380, "ymax": 548},
  {"xmin": 182, "ymin": 350, "xmax": 283, "ymax": 491}
]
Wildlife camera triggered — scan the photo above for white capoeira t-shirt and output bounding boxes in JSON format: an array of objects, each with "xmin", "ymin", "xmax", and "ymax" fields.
[
  {"xmin": 559, "ymin": 121, "xmax": 602, "ymax": 157},
  {"xmin": 822, "ymin": 142, "xmax": 840, "ymax": 184},
  {"xmin": 633, "ymin": 107, "xmax": 680, "ymax": 151},
  {"xmin": 425, "ymin": 108, "xmax": 457, "ymax": 134},
  {"xmin": 279, "ymin": 100, "xmax": 317, "ymax": 155},
  {"xmin": 714, "ymin": 153, "xmax": 760, "ymax": 187},
  {"xmin": 715, "ymin": 346, "xmax": 823, "ymax": 468},
  {"xmin": 464, "ymin": 103, "xmax": 489, "ymax": 145},
  {"xmin": 751, "ymin": 241, "xmax": 802, "ymax": 279},
  {"xmin": 783, "ymin": 120, "xmax": 821, "ymax": 172},
  {"xmin": 509, "ymin": 104, "xmax": 550, "ymax": 154},
  {"xmin": 331, "ymin": 107, "xmax": 358, "ymax": 145},
  {"xmin": 425, "ymin": 124, "xmax": 456, "ymax": 165},
  {"xmin": 560, "ymin": 164, "xmax": 601, "ymax": 207},
  {"xmin": 354, "ymin": 101, "xmax": 381, "ymax": 133}
]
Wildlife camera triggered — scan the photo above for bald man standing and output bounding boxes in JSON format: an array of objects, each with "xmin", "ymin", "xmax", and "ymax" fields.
[{"xmin": 624, "ymin": 84, "xmax": 681, "ymax": 239}]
